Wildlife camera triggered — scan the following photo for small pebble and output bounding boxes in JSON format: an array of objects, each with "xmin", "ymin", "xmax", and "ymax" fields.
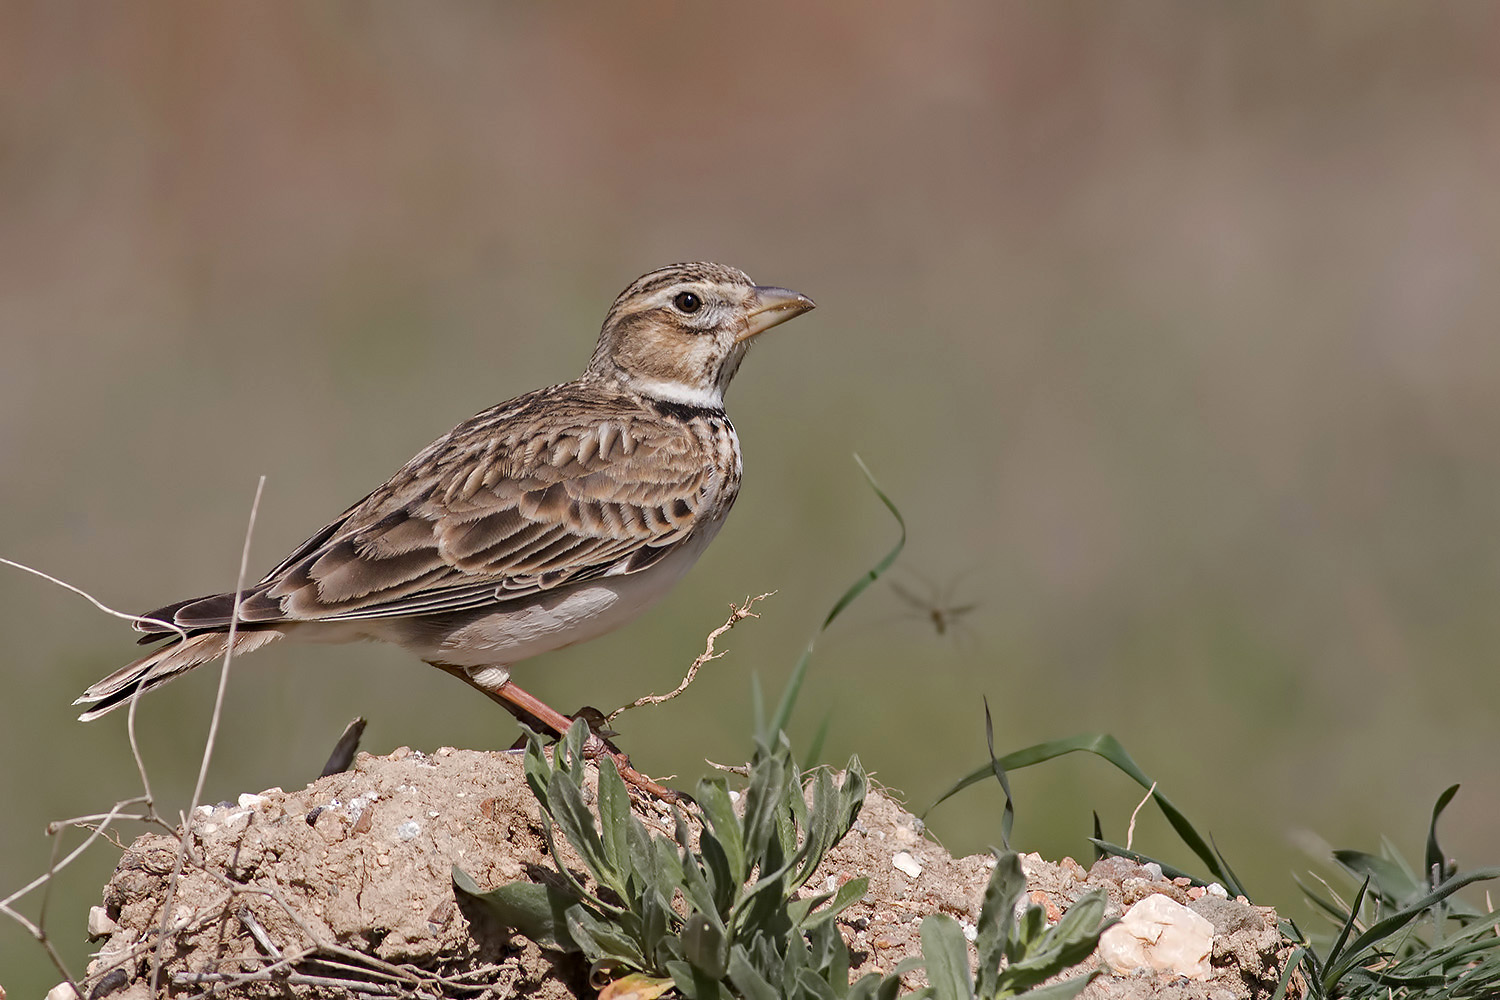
[
  {"xmin": 87, "ymin": 906, "xmax": 118, "ymax": 938},
  {"xmin": 397, "ymin": 820, "xmax": 421, "ymax": 841},
  {"xmin": 892, "ymin": 851, "xmax": 923, "ymax": 879},
  {"xmin": 238, "ymin": 793, "xmax": 268, "ymax": 809}
]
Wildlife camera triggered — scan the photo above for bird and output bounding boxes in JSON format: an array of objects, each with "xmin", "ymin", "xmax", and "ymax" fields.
[{"xmin": 74, "ymin": 262, "xmax": 815, "ymax": 796}]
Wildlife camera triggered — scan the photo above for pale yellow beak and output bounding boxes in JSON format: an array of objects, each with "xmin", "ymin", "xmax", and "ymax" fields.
[{"xmin": 738, "ymin": 285, "xmax": 816, "ymax": 343}]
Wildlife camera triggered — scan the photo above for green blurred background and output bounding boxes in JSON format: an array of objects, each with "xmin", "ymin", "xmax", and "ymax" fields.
[{"xmin": 5, "ymin": 3, "xmax": 1500, "ymax": 992}]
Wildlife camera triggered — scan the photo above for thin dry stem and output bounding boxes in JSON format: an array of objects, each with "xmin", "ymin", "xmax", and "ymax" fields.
[
  {"xmin": 1, "ymin": 475, "xmax": 503, "ymax": 998},
  {"xmin": 126, "ymin": 675, "xmax": 154, "ymax": 810},
  {"xmin": 1125, "ymin": 780, "xmax": 1156, "ymax": 852},
  {"xmin": 0, "ymin": 556, "xmax": 189, "ymax": 643},
  {"xmin": 0, "ymin": 794, "xmax": 153, "ymax": 995},
  {"xmin": 151, "ymin": 474, "xmax": 266, "ymax": 993},
  {"xmin": 238, "ymin": 904, "xmax": 284, "ymax": 961},
  {"xmin": 607, "ymin": 592, "xmax": 773, "ymax": 724}
]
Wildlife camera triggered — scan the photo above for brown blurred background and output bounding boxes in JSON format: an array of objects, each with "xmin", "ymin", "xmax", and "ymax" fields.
[{"xmin": 5, "ymin": 3, "xmax": 1500, "ymax": 992}]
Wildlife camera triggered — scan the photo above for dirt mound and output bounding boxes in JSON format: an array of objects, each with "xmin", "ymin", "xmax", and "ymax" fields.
[{"xmin": 78, "ymin": 747, "xmax": 1292, "ymax": 999}]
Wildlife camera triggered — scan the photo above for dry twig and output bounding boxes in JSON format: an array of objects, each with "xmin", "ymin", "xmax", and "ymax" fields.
[
  {"xmin": 151, "ymin": 474, "xmax": 266, "ymax": 993},
  {"xmin": 0, "ymin": 477, "xmax": 277, "ymax": 995},
  {"xmin": 1125, "ymin": 781, "xmax": 1157, "ymax": 852},
  {"xmin": 607, "ymin": 592, "xmax": 773, "ymax": 724}
]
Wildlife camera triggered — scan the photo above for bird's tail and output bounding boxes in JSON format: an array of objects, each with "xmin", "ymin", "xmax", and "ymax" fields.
[{"xmin": 75, "ymin": 629, "xmax": 282, "ymax": 721}]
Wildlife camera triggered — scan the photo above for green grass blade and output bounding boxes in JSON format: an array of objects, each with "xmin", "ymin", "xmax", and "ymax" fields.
[
  {"xmin": 926, "ymin": 731, "xmax": 1246, "ymax": 897},
  {"xmin": 1270, "ymin": 947, "xmax": 1312, "ymax": 1000},
  {"xmin": 1334, "ymin": 848, "xmax": 1420, "ymax": 906},
  {"xmin": 982, "ymin": 697, "xmax": 1014, "ymax": 852},
  {"xmin": 1087, "ymin": 840, "xmax": 1203, "ymax": 885},
  {"xmin": 1319, "ymin": 875, "xmax": 1370, "ymax": 988},
  {"xmin": 1425, "ymin": 783, "xmax": 1461, "ymax": 887},
  {"xmin": 766, "ymin": 455, "xmax": 905, "ymax": 741},
  {"xmin": 1324, "ymin": 865, "xmax": 1500, "ymax": 988},
  {"xmin": 803, "ymin": 710, "xmax": 832, "ymax": 771}
]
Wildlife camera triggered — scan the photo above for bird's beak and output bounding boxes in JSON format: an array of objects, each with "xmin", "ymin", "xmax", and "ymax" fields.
[{"xmin": 738, "ymin": 285, "xmax": 816, "ymax": 343}]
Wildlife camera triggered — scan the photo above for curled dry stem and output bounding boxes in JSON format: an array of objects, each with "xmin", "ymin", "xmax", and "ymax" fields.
[{"xmin": 607, "ymin": 592, "xmax": 774, "ymax": 724}]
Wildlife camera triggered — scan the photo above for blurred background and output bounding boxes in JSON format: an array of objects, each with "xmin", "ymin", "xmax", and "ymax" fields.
[{"xmin": 5, "ymin": 3, "xmax": 1500, "ymax": 991}]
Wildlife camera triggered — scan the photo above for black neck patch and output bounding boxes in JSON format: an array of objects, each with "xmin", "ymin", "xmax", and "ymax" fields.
[{"xmin": 645, "ymin": 396, "xmax": 727, "ymax": 422}]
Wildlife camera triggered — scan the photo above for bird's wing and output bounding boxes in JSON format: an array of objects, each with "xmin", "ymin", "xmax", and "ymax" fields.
[{"xmin": 137, "ymin": 387, "xmax": 726, "ymax": 635}]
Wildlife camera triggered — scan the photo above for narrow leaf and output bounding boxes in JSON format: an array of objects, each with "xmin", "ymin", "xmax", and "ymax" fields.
[
  {"xmin": 766, "ymin": 455, "xmax": 905, "ymax": 741},
  {"xmin": 727, "ymin": 944, "xmax": 782, "ymax": 1000},
  {"xmin": 919, "ymin": 914, "xmax": 975, "ymax": 1000},
  {"xmin": 1425, "ymin": 783, "xmax": 1461, "ymax": 888},
  {"xmin": 927, "ymin": 732, "xmax": 1247, "ymax": 898},
  {"xmin": 451, "ymin": 867, "xmax": 578, "ymax": 952}
]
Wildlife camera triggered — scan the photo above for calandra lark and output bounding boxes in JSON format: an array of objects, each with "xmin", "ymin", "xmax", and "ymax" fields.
[{"xmin": 76, "ymin": 262, "xmax": 815, "ymax": 794}]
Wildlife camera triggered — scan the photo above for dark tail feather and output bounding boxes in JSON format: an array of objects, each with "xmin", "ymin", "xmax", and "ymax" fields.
[
  {"xmin": 76, "ymin": 629, "xmax": 282, "ymax": 721},
  {"xmin": 134, "ymin": 590, "xmax": 264, "ymax": 645}
]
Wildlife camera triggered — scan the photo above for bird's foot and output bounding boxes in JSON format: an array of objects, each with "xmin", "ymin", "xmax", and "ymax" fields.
[{"xmin": 567, "ymin": 707, "xmax": 688, "ymax": 803}]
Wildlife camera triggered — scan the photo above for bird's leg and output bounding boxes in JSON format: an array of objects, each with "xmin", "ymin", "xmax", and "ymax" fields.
[{"xmin": 429, "ymin": 662, "xmax": 682, "ymax": 801}]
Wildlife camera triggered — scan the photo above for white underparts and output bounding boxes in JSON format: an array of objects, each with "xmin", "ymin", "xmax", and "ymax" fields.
[{"xmin": 464, "ymin": 665, "xmax": 512, "ymax": 690}]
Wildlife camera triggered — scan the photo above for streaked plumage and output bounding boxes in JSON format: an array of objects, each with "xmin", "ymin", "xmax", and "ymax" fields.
[{"xmin": 76, "ymin": 263, "xmax": 814, "ymax": 758}]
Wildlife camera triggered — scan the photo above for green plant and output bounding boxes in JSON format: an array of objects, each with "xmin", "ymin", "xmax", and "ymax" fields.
[
  {"xmin": 1275, "ymin": 786, "xmax": 1500, "ymax": 1000},
  {"xmin": 457, "ymin": 720, "xmax": 884, "ymax": 999},
  {"xmin": 914, "ymin": 851, "xmax": 1106, "ymax": 1000},
  {"xmin": 456, "ymin": 460, "xmax": 1111, "ymax": 998}
]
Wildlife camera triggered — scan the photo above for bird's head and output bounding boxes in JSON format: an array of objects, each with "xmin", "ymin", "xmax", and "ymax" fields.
[{"xmin": 586, "ymin": 262, "xmax": 815, "ymax": 409}]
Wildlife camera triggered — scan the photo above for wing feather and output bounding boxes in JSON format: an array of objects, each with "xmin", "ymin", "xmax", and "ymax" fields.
[{"xmin": 138, "ymin": 383, "xmax": 731, "ymax": 634}]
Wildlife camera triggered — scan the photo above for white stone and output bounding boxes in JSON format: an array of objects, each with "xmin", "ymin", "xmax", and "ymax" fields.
[
  {"xmin": 238, "ymin": 793, "xmax": 268, "ymax": 809},
  {"xmin": 87, "ymin": 906, "xmax": 118, "ymax": 937},
  {"xmin": 892, "ymin": 851, "xmax": 923, "ymax": 879},
  {"xmin": 1206, "ymin": 882, "xmax": 1228, "ymax": 898},
  {"xmin": 46, "ymin": 982, "xmax": 80, "ymax": 1000},
  {"xmin": 1099, "ymin": 893, "xmax": 1214, "ymax": 981}
]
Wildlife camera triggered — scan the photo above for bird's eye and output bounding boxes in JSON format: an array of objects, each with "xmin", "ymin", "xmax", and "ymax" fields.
[{"xmin": 673, "ymin": 291, "xmax": 702, "ymax": 314}]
